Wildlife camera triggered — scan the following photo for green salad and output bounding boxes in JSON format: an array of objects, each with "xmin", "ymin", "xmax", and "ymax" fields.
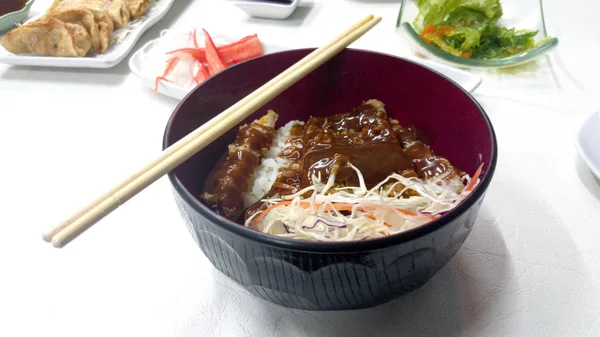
[{"xmin": 415, "ymin": 0, "xmax": 549, "ymax": 59}]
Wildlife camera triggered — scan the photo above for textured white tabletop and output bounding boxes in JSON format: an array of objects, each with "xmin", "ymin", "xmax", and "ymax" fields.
[{"xmin": 2, "ymin": 0, "xmax": 600, "ymax": 336}]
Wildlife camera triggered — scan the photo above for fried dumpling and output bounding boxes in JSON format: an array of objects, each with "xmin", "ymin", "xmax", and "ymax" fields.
[
  {"xmin": 1, "ymin": 18, "xmax": 92, "ymax": 57},
  {"xmin": 88, "ymin": 10, "xmax": 114, "ymax": 53},
  {"xmin": 127, "ymin": 0, "xmax": 151, "ymax": 19},
  {"xmin": 48, "ymin": 0, "xmax": 131, "ymax": 28},
  {"xmin": 43, "ymin": 9, "xmax": 101, "ymax": 53},
  {"xmin": 64, "ymin": 21, "xmax": 93, "ymax": 56},
  {"xmin": 44, "ymin": 7, "xmax": 114, "ymax": 53}
]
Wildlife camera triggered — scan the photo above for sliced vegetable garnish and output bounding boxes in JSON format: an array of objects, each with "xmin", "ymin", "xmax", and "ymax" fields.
[
  {"xmin": 154, "ymin": 56, "xmax": 181, "ymax": 96},
  {"xmin": 193, "ymin": 62, "xmax": 210, "ymax": 84},
  {"xmin": 217, "ymin": 34, "xmax": 264, "ymax": 65},
  {"xmin": 192, "ymin": 28, "xmax": 199, "ymax": 48},
  {"xmin": 153, "ymin": 29, "xmax": 264, "ymax": 96},
  {"xmin": 248, "ymin": 161, "xmax": 484, "ymax": 241},
  {"xmin": 203, "ymin": 29, "xmax": 227, "ymax": 75},
  {"xmin": 363, "ymin": 214, "xmax": 391, "ymax": 227},
  {"xmin": 465, "ymin": 163, "xmax": 483, "ymax": 192},
  {"xmin": 164, "ymin": 35, "xmax": 264, "ymax": 66},
  {"xmin": 251, "ymin": 201, "xmax": 438, "ymax": 227},
  {"xmin": 420, "ymin": 24, "xmax": 435, "ymax": 43},
  {"xmin": 165, "ymin": 56, "xmax": 181, "ymax": 75},
  {"xmin": 165, "ymin": 48, "xmax": 207, "ymax": 63}
]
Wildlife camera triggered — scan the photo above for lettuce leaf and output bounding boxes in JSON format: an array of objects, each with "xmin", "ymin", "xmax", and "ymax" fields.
[
  {"xmin": 472, "ymin": 25, "xmax": 538, "ymax": 59},
  {"xmin": 444, "ymin": 26, "xmax": 483, "ymax": 50},
  {"xmin": 416, "ymin": 0, "xmax": 503, "ymax": 26},
  {"xmin": 415, "ymin": 0, "xmax": 543, "ymax": 60},
  {"xmin": 446, "ymin": 7, "xmax": 490, "ymax": 26}
]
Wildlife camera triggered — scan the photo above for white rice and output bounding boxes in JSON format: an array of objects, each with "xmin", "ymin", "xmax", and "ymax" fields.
[{"xmin": 243, "ymin": 120, "xmax": 304, "ymax": 207}]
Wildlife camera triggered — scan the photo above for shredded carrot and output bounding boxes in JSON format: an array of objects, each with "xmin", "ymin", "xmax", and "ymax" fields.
[
  {"xmin": 394, "ymin": 208, "xmax": 436, "ymax": 220},
  {"xmin": 435, "ymin": 25, "xmax": 452, "ymax": 37},
  {"xmin": 396, "ymin": 208, "xmax": 417, "ymax": 216},
  {"xmin": 363, "ymin": 214, "xmax": 376, "ymax": 221},
  {"xmin": 252, "ymin": 201, "xmax": 435, "ymax": 226},
  {"xmin": 193, "ymin": 62, "xmax": 210, "ymax": 85},
  {"xmin": 153, "ymin": 56, "xmax": 180, "ymax": 96},
  {"xmin": 420, "ymin": 24, "xmax": 435, "ymax": 43},
  {"xmin": 465, "ymin": 163, "xmax": 484, "ymax": 192},
  {"xmin": 192, "ymin": 28, "xmax": 199, "ymax": 48},
  {"xmin": 251, "ymin": 201, "xmax": 293, "ymax": 225},
  {"xmin": 153, "ymin": 76, "xmax": 175, "ymax": 96},
  {"xmin": 166, "ymin": 48, "xmax": 207, "ymax": 63},
  {"xmin": 363, "ymin": 214, "xmax": 391, "ymax": 227},
  {"xmin": 422, "ymin": 24, "xmax": 435, "ymax": 35},
  {"xmin": 463, "ymin": 51, "xmax": 473, "ymax": 58},
  {"xmin": 153, "ymin": 77, "xmax": 163, "ymax": 96},
  {"xmin": 323, "ymin": 203, "xmax": 362, "ymax": 211},
  {"xmin": 163, "ymin": 56, "xmax": 180, "ymax": 75}
]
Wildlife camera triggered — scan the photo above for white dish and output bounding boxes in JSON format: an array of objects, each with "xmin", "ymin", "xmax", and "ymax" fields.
[
  {"xmin": 0, "ymin": 0, "xmax": 175, "ymax": 68},
  {"xmin": 576, "ymin": 110, "xmax": 600, "ymax": 180},
  {"xmin": 226, "ymin": 0, "xmax": 298, "ymax": 20},
  {"xmin": 129, "ymin": 32, "xmax": 289, "ymax": 100}
]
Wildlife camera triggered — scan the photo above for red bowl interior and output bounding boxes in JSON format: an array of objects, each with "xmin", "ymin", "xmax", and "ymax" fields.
[{"xmin": 164, "ymin": 48, "xmax": 496, "ymax": 246}]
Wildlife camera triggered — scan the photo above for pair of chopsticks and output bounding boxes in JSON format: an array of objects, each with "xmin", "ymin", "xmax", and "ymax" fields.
[{"xmin": 42, "ymin": 14, "xmax": 382, "ymax": 248}]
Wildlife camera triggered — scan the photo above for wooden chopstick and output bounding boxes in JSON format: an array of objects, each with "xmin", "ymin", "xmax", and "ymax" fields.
[
  {"xmin": 42, "ymin": 14, "xmax": 375, "ymax": 244},
  {"xmin": 45, "ymin": 15, "xmax": 382, "ymax": 248}
]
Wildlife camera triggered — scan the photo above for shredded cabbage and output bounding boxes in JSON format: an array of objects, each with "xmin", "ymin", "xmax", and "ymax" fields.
[{"xmin": 247, "ymin": 162, "xmax": 481, "ymax": 242}]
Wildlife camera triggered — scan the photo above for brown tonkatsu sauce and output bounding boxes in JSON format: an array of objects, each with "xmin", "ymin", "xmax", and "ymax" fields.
[
  {"xmin": 201, "ymin": 112, "xmax": 277, "ymax": 220},
  {"xmin": 244, "ymin": 101, "xmax": 424, "ymax": 221},
  {"xmin": 234, "ymin": 124, "xmax": 274, "ymax": 153},
  {"xmin": 204, "ymin": 149, "xmax": 260, "ymax": 219},
  {"xmin": 301, "ymin": 101, "xmax": 414, "ymax": 188},
  {"xmin": 389, "ymin": 119, "xmax": 464, "ymax": 181},
  {"xmin": 205, "ymin": 100, "xmax": 466, "ymax": 223}
]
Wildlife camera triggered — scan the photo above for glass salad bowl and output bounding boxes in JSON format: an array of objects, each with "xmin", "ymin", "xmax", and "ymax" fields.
[{"xmin": 395, "ymin": 0, "xmax": 559, "ymax": 69}]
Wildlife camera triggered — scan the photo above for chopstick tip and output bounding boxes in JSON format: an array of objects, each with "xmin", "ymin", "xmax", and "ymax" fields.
[
  {"xmin": 41, "ymin": 232, "xmax": 53, "ymax": 243},
  {"xmin": 50, "ymin": 232, "xmax": 69, "ymax": 248},
  {"xmin": 51, "ymin": 238, "xmax": 66, "ymax": 249}
]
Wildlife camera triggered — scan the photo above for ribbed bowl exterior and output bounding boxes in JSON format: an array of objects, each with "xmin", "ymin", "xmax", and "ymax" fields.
[{"xmin": 173, "ymin": 189, "xmax": 485, "ymax": 310}]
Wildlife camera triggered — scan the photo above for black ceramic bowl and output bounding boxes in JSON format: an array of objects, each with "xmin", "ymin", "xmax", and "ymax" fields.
[{"xmin": 163, "ymin": 48, "xmax": 497, "ymax": 311}]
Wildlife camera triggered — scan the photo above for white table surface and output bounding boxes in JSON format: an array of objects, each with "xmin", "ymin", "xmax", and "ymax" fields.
[{"xmin": 2, "ymin": 0, "xmax": 600, "ymax": 336}]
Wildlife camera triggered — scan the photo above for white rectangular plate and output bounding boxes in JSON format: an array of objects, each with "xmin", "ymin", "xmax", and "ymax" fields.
[{"xmin": 0, "ymin": 0, "xmax": 175, "ymax": 68}]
